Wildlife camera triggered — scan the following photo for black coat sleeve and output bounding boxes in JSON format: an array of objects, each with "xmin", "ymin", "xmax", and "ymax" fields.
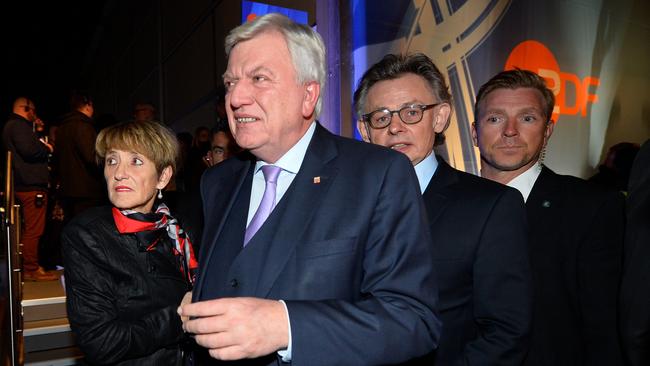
[
  {"xmin": 578, "ymin": 190, "xmax": 625, "ymax": 365},
  {"xmin": 9, "ymin": 121, "xmax": 50, "ymax": 163},
  {"xmin": 619, "ymin": 139, "xmax": 650, "ymax": 366}
]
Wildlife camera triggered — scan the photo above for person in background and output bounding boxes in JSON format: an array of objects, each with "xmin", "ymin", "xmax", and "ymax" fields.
[
  {"xmin": 619, "ymin": 138, "xmax": 650, "ymax": 366},
  {"xmin": 133, "ymin": 102, "xmax": 157, "ymax": 122},
  {"xmin": 472, "ymin": 68, "xmax": 624, "ymax": 366},
  {"xmin": 185, "ymin": 126, "xmax": 211, "ymax": 192},
  {"xmin": 355, "ymin": 53, "xmax": 532, "ymax": 365},
  {"xmin": 62, "ymin": 120, "xmax": 196, "ymax": 365},
  {"xmin": 3, "ymin": 97, "xmax": 56, "ymax": 281},
  {"xmin": 202, "ymin": 121, "xmax": 239, "ymax": 167},
  {"xmin": 54, "ymin": 91, "xmax": 106, "ymax": 222},
  {"xmin": 589, "ymin": 141, "xmax": 640, "ymax": 194}
]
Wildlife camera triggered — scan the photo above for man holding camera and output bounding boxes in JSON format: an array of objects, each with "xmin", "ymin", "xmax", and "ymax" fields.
[{"xmin": 2, "ymin": 97, "xmax": 56, "ymax": 281}]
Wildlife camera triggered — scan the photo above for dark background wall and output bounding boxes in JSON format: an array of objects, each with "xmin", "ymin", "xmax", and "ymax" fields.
[{"xmin": 87, "ymin": 0, "xmax": 316, "ymax": 135}]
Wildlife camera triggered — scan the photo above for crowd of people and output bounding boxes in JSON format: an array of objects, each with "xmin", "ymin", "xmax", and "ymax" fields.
[
  {"xmin": 2, "ymin": 92, "xmax": 239, "ymax": 280},
  {"xmin": 3, "ymin": 12, "xmax": 648, "ymax": 366}
]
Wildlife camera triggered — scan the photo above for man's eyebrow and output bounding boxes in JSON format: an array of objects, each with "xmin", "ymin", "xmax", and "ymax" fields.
[
  {"xmin": 367, "ymin": 100, "xmax": 424, "ymax": 112},
  {"xmin": 249, "ymin": 66, "xmax": 275, "ymax": 77},
  {"xmin": 483, "ymin": 107, "xmax": 505, "ymax": 115},
  {"xmin": 518, "ymin": 107, "xmax": 543, "ymax": 114},
  {"xmin": 223, "ymin": 66, "xmax": 275, "ymax": 80}
]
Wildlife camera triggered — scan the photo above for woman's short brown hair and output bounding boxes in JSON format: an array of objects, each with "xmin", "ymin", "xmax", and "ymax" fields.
[{"xmin": 96, "ymin": 120, "xmax": 179, "ymax": 174}]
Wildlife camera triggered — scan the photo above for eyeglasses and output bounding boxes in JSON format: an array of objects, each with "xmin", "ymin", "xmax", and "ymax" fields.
[
  {"xmin": 20, "ymin": 105, "xmax": 36, "ymax": 113},
  {"xmin": 362, "ymin": 103, "xmax": 440, "ymax": 129}
]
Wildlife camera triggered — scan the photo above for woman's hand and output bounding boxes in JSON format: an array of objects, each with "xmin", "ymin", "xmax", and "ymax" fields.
[{"xmin": 179, "ymin": 291, "xmax": 193, "ymax": 323}]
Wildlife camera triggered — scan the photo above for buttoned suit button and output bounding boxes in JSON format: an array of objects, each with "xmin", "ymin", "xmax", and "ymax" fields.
[{"xmin": 230, "ymin": 279, "xmax": 238, "ymax": 288}]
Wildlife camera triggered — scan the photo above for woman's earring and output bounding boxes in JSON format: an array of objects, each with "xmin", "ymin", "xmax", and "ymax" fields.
[{"xmin": 157, "ymin": 189, "xmax": 163, "ymax": 199}]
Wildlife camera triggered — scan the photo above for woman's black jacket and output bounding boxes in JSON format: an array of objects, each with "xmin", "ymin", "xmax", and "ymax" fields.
[{"xmin": 62, "ymin": 206, "xmax": 190, "ymax": 365}]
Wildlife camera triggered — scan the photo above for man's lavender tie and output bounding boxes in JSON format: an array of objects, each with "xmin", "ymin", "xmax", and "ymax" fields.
[{"xmin": 244, "ymin": 165, "xmax": 282, "ymax": 246}]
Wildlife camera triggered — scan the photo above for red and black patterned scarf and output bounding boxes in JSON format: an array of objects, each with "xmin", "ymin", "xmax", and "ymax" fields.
[{"xmin": 112, "ymin": 203, "xmax": 198, "ymax": 285}]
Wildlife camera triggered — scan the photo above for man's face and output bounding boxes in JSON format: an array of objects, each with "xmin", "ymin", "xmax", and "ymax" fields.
[
  {"xmin": 209, "ymin": 131, "xmax": 234, "ymax": 164},
  {"xmin": 223, "ymin": 31, "xmax": 319, "ymax": 163},
  {"xmin": 357, "ymin": 73, "xmax": 449, "ymax": 166},
  {"xmin": 17, "ymin": 99, "xmax": 37, "ymax": 122},
  {"xmin": 471, "ymin": 87, "xmax": 554, "ymax": 177},
  {"xmin": 197, "ymin": 129, "xmax": 210, "ymax": 144},
  {"xmin": 134, "ymin": 106, "xmax": 155, "ymax": 121}
]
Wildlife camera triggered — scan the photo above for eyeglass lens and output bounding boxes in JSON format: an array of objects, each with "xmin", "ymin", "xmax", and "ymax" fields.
[{"xmin": 370, "ymin": 105, "xmax": 425, "ymax": 127}]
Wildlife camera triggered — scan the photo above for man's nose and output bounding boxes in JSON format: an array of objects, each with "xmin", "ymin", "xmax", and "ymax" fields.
[
  {"xmin": 503, "ymin": 117, "xmax": 519, "ymax": 137},
  {"xmin": 228, "ymin": 80, "xmax": 253, "ymax": 109},
  {"xmin": 388, "ymin": 113, "xmax": 406, "ymax": 135}
]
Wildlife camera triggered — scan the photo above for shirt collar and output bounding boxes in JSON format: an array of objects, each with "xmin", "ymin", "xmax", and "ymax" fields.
[
  {"xmin": 506, "ymin": 162, "xmax": 542, "ymax": 202},
  {"xmin": 254, "ymin": 122, "xmax": 316, "ymax": 175},
  {"xmin": 414, "ymin": 153, "xmax": 438, "ymax": 193}
]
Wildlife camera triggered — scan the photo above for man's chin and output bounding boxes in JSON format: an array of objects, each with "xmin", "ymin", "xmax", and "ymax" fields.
[{"xmin": 491, "ymin": 158, "xmax": 536, "ymax": 173}]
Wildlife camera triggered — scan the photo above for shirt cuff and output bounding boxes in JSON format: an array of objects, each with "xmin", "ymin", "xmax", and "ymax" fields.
[{"xmin": 276, "ymin": 299, "xmax": 292, "ymax": 362}]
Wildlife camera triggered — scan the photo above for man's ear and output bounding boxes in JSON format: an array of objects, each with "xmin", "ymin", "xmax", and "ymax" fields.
[
  {"xmin": 302, "ymin": 81, "xmax": 320, "ymax": 118},
  {"xmin": 156, "ymin": 165, "xmax": 173, "ymax": 189},
  {"xmin": 357, "ymin": 120, "xmax": 372, "ymax": 143},
  {"xmin": 543, "ymin": 120, "xmax": 555, "ymax": 146},
  {"xmin": 471, "ymin": 122, "xmax": 479, "ymax": 147},
  {"xmin": 433, "ymin": 103, "xmax": 452, "ymax": 134}
]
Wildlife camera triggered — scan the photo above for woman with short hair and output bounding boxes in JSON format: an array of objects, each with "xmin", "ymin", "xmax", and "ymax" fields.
[{"xmin": 62, "ymin": 120, "xmax": 196, "ymax": 365}]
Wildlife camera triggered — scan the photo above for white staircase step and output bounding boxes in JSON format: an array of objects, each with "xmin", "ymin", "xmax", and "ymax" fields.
[{"xmin": 24, "ymin": 346, "xmax": 83, "ymax": 366}]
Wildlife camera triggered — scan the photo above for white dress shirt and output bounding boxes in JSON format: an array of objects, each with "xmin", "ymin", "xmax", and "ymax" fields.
[
  {"xmin": 414, "ymin": 153, "xmax": 439, "ymax": 193},
  {"xmin": 247, "ymin": 122, "xmax": 317, "ymax": 226},
  {"xmin": 505, "ymin": 162, "xmax": 542, "ymax": 202}
]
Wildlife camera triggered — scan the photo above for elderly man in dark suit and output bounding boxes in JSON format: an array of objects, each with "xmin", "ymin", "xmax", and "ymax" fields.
[
  {"xmin": 355, "ymin": 53, "xmax": 532, "ymax": 365},
  {"xmin": 178, "ymin": 13, "xmax": 440, "ymax": 365},
  {"xmin": 471, "ymin": 69, "xmax": 625, "ymax": 366}
]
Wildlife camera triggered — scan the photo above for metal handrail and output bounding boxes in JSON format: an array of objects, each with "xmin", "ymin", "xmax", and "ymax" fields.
[{"xmin": 3, "ymin": 150, "xmax": 24, "ymax": 366}]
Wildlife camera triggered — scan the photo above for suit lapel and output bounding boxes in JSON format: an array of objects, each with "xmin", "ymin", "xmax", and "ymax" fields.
[
  {"xmin": 254, "ymin": 124, "xmax": 339, "ymax": 298},
  {"xmin": 422, "ymin": 158, "xmax": 456, "ymax": 225},
  {"xmin": 195, "ymin": 157, "xmax": 252, "ymax": 298},
  {"xmin": 526, "ymin": 166, "xmax": 560, "ymax": 218}
]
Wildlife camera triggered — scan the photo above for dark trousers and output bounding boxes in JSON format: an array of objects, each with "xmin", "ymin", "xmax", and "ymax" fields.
[{"xmin": 15, "ymin": 191, "xmax": 47, "ymax": 272}]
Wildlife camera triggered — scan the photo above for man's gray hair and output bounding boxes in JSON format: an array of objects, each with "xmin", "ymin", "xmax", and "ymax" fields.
[{"xmin": 225, "ymin": 13, "xmax": 326, "ymax": 117}]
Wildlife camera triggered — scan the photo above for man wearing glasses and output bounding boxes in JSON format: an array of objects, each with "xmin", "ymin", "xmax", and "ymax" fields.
[
  {"xmin": 355, "ymin": 53, "xmax": 532, "ymax": 365},
  {"xmin": 2, "ymin": 97, "xmax": 56, "ymax": 281}
]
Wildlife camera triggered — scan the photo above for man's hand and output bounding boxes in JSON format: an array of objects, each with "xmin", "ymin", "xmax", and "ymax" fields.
[
  {"xmin": 178, "ymin": 297, "xmax": 288, "ymax": 360},
  {"xmin": 202, "ymin": 152, "xmax": 216, "ymax": 167},
  {"xmin": 39, "ymin": 138, "xmax": 53, "ymax": 153}
]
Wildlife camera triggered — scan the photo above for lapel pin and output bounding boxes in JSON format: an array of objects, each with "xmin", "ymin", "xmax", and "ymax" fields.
[
  {"xmin": 313, "ymin": 176, "xmax": 321, "ymax": 184},
  {"xmin": 542, "ymin": 200, "xmax": 551, "ymax": 208}
]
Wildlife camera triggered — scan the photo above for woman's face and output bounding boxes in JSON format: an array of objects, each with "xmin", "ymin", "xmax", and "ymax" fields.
[{"xmin": 104, "ymin": 148, "xmax": 172, "ymax": 213}]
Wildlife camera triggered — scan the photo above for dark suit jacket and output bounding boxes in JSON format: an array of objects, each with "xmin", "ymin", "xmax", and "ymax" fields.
[
  {"xmin": 194, "ymin": 124, "xmax": 441, "ymax": 365},
  {"xmin": 619, "ymin": 139, "xmax": 650, "ymax": 366},
  {"xmin": 524, "ymin": 166, "xmax": 624, "ymax": 366},
  {"xmin": 54, "ymin": 111, "xmax": 105, "ymax": 199},
  {"xmin": 420, "ymin": 159, "xmax": 531, "ymax": 365},
  {"xmin": 2, "ymin": 113, "xmax": 50, "ymax": 191}
]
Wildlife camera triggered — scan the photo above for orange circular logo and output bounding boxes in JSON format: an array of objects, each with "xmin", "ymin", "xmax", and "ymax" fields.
[{"xmin": 505, "ymin": 40, "xmax": 561, "ymax": 123}]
